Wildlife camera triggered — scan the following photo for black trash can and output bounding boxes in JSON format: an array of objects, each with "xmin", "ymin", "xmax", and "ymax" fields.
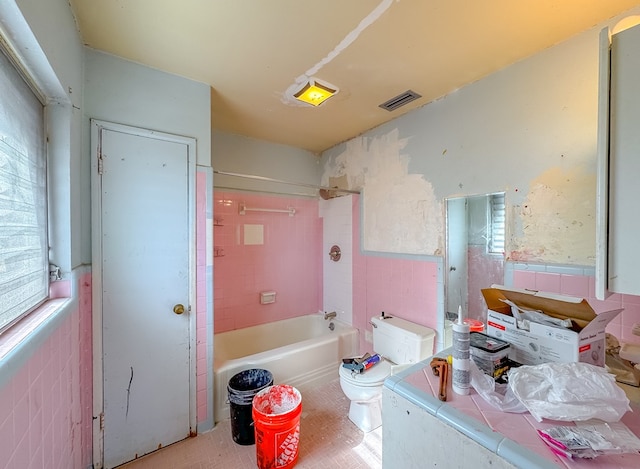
[{"xmin": 228, "ymin": 368, "xmax": 274, "ymax": 445}]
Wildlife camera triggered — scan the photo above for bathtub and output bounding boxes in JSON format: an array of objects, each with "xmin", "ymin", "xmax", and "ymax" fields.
[{"xmin": 214, "ymin": 313, "xmax": 359, "ymax": 423}]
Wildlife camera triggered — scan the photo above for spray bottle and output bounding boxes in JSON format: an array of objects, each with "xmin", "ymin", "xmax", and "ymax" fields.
[{"xmin": 452, "ymin": 305, "xmax": 470, "ymax": 395}]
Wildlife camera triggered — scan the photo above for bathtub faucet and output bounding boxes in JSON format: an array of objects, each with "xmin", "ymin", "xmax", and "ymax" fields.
[{"xmin": 324, "ymin": 311, "xmax": 337, "ymax": 320}]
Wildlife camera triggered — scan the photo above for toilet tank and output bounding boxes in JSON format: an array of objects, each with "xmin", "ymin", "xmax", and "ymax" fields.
[{"xmin": 371, "ymin": 315, "xmax": 435, "ymax": 364}]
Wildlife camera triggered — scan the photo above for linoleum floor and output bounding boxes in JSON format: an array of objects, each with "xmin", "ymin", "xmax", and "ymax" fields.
[{"xmin": 118, "ymin": 378, "xmax": 382, "ymax": 469}]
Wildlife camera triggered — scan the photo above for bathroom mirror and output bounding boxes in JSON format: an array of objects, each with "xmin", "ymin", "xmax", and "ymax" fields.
[{"xmin": 444, "ymin": 192, "xmax": 506, "ymax": 347}]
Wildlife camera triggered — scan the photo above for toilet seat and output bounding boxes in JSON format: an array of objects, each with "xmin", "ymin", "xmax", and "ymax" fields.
[{"xmin": 339, "ymin": 359, "xmax": 392, "ymax": 387}]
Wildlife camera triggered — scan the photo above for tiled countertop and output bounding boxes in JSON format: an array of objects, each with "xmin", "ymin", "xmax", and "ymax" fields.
[{"xmin": 384, "ymin": 357, "xmax": 640, "ymax": 469}]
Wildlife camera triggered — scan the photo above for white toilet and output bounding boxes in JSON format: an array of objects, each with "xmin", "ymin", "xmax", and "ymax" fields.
[{"xmin": 338, "ymin": 315, "xmax": 436, "ymax": 432}]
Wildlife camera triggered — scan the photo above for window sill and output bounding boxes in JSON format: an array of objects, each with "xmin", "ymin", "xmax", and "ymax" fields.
[{"xmin": 0, "ymin": 298, "xmax": 72, "ymax": 368}]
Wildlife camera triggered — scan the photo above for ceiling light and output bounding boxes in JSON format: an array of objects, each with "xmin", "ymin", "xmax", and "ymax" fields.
[{"xmin": 293, "ymin": 78, "xmax": 338, "ymax": 106}]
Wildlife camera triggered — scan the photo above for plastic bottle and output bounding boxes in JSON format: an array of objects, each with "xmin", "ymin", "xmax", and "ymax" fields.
[{"xmin": 452, "ymin": 305, "xmax": 471, "ymax": 395}]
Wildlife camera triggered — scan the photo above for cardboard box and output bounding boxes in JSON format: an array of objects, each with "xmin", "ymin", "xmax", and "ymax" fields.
[{"xmin": 482, "ymin": 285, "xmax": 622, "ymax": 367}]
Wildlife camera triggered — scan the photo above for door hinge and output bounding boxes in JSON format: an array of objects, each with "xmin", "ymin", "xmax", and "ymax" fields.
[
  {"xmin": 99, "ymin": 412, "xmax": 105, "ymax": 430},
  {"xmin": 98, "ymin": 154, "xmax": 104, "ymax": 174}
]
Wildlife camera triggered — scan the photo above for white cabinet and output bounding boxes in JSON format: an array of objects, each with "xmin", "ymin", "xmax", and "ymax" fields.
[{"xmin": 596, "ymin": 22, "xmax": 640, "ymax": 299}]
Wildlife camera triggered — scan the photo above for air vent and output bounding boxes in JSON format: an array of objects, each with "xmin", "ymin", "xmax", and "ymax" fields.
[{"xmin": 378, "ymin": 90, "xmax": 422, "ymax": 111}]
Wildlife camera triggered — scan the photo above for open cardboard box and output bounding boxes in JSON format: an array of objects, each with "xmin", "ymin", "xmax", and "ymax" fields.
[{"xmin": 482, "ymin": 285, "xmax": 623, "ymax": 366}]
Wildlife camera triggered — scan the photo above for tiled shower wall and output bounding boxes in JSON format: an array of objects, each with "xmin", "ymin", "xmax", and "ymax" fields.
[
  {"xmin": 213, "ymin": 192, "xmax": 323, "ymax": 333},
  {"xmin": 509, "ymin": 264, "xmax": 640, "ymax": 346},
  {"xmin": 320, "ymin": 195, "xmax": 353, "ymax": 325},
  {"xmin": 196, "ymin": 170, "xmax": 213, "ymax": 428},
  {"xmin": 212, "ymin": 192, "xmax": 442, "ymax": 354}
]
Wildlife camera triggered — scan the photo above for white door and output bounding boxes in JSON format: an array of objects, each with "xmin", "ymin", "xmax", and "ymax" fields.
[
  {"xmin": 445, "ymin": 197, "xmax": 468, "ymax": 325},
  {"xmin": 92, "ymin": 121, "xmax": 196, "ymax": 468}
]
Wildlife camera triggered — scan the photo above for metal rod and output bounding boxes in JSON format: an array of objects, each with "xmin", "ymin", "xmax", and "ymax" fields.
[
  {"xmin": 215, "ymin": 185, "xmax": 316, "ymax": 198},
  {"xmin": 239, "ymin": 203, "xmax": 295, "ymax": 216},
  {"xmin": 213, "ymin": 169, "xmax": 360, "ymax": 195}
]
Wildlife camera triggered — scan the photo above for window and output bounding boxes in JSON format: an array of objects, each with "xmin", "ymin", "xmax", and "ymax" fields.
[
  {"xmin": 488, "ymin": 192, "xmax": 506, "ymax": 254},
  {"xmin": 0, "ymin": 44, "xmax": 48, "ymax": 333}
]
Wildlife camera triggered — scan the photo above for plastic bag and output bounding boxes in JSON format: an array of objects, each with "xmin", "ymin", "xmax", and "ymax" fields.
[
  {"xmin": 469, "ymin": 359, "xmax": 527, "ymax": 413},
  {"xmin": 537, "ymin": 421, "xmax": 640, "ymax": 459},
  {"xmin": 500, "ymin": 298, "xmax": 572, "ymax": 329},
  {"xmin": 508, "ymin": 362, "xmax": 631, "ymax": 422}
]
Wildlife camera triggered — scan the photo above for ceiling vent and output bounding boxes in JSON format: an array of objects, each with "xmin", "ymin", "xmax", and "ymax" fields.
[{"xmin": 378, "ymin": 90, "xmax": 422, "ymax": 112}]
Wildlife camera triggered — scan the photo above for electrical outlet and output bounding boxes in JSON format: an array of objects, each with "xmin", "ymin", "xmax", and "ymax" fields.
[{"xmin": 365, "ymin": 330, "xmax": 373, "ymax": 343}]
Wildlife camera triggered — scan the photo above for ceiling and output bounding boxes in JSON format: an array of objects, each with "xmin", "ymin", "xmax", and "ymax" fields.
[{"xmin": 69, "ymin": 0, "xmax": 639, "ymax": 154}]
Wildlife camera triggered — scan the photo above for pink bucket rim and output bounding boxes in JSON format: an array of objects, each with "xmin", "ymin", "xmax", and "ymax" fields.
[{"xmin": 252, "ymin": 384, "xmax": 302, "ymax": 417}]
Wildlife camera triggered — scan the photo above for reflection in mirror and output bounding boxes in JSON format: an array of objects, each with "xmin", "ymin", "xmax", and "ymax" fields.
[{"xmin": 444, "ymin": 192, "xmax": 506, "ymax": 347}]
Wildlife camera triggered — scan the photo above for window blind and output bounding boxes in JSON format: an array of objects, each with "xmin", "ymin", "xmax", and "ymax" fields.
[
  {"xmin": 0, "ymin": 45, "xmax": 47, "ymax": 333},
  {"xmin": 489, "ymin": 193, "xmax": 506, "ymax": 254}
]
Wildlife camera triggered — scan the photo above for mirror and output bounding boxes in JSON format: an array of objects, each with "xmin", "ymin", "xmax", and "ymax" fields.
[{"xmin": 444, "ymin": 192, "xmax": 506, "ymax": 347}]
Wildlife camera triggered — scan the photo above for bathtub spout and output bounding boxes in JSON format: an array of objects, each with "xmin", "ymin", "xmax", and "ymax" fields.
[{"xmin": 324, "ymin": 311, "xmax": 337, "ymax": 320}]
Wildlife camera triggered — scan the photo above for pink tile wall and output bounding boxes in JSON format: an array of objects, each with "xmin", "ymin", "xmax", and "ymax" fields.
[
  {"xmin": 0, "ymin": 272, "xmax": 93, "ymax": 469},
  {"xmin": 78, "ymin": 273, "xmax": 93, "ymax": 467},
  {"xmin": 351, "ymin": 195, "xmax": 440, "ymax": 354},
  {"xmin": 513, "ymin": 270, "xmax": 640, "ymax": 345},
  {"xmin": 467, "ymin": 245, "xmax": 504, "ymax": 322},
  {"xmin": 195, "ymin": 171, "xmax": 209, "ymax": 424},
  {"xmin": 213, "ymin": 191, "xmax": 323, "ymax": 332}
]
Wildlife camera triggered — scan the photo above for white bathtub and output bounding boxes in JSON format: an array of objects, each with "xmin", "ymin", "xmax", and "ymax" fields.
[{"xmin": 214, "ymin": 313, "xmax": 359, "ymax": 423}]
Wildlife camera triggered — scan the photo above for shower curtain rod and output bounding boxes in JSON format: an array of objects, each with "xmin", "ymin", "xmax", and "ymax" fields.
[{"xmin": 213, "ymin": 170, "xmax": 360, "ymax": 195}]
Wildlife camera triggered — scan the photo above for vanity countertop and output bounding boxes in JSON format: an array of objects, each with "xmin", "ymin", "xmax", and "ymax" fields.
[{"xmin": 384, "ymin": 357, "xmax": 640, "ymax": 468}]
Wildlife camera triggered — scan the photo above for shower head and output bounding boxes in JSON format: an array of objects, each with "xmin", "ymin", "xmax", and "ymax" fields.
[{"xmin": 319, "ymin": 188, "xmax": 339, "ymax": 200}]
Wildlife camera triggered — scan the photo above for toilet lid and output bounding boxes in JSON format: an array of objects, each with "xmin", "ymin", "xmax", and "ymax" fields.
[{"xmin": 339, "ymin": 359, "xmax": 392, "ymax": 386}]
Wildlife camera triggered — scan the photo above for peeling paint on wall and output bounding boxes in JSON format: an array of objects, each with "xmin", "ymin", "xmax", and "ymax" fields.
[
  {"xmin": 509, "ymin": 167, "xmax": 596, "ymax": 265},
  {"xmin": 322, "ymin": 129, "xmax": 443, "ymax": 255}
]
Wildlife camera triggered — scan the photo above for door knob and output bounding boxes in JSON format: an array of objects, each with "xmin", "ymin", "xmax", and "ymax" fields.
[{"xmin": 173, "ymin": 304, "xmax": 185, "ymax": 315}]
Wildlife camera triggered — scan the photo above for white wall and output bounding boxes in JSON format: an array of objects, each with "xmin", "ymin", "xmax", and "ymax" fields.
[
  {"xmin": 321, "ymin": 7, "xmax": 640, "ymax": 267},
  {"xmin": 4, "ymin": 0, "xmax": 84, "ymax": 272},
  {"xmin": 84, "ymin": 49, "xmax": 211, "ymax": 166},
  {"xmin": 320, "ymin": 195, "xmax": 354, "ymax": 324},
  {"xmin": 212, "ymin": 129, "xmax": 321, "ymax": 196}
]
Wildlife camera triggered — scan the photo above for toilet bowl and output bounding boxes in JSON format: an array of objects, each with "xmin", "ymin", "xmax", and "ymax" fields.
[
  {"xmin": 338, "ymin": 359, "xmax": 392, "ymax": 432},
  {"xmin": 338, "ymin": 315, "xmax": 435, "ymax": 432}
]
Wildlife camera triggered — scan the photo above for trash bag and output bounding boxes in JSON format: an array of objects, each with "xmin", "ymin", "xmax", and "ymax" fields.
[{"xmin": 508, "ymin": 362, "xmax": 631, "ymax": 422}]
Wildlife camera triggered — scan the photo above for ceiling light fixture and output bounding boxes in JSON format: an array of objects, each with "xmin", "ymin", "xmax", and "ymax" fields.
[{"xmin": 293, "ymin": 78, "xmax": 338, "ymax": 106}]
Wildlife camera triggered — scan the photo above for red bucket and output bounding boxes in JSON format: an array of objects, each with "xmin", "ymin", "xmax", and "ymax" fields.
[{"xmin": 252, "ymin": 385, "xmax": 302, "ymax": 469}]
